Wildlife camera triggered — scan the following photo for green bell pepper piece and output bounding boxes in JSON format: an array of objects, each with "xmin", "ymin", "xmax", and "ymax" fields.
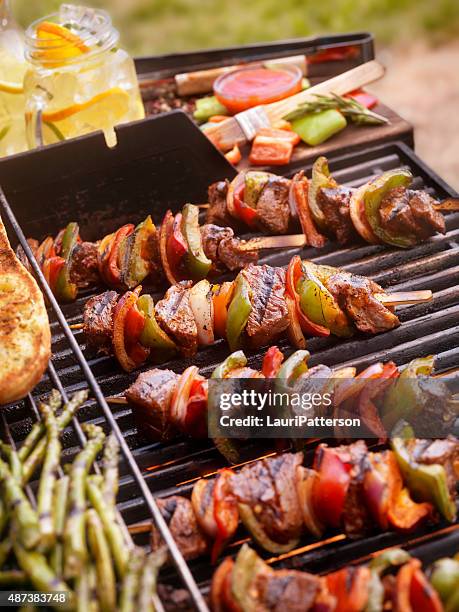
[
  {"xmin": 291, "ymin": 109, "xmax": 346, "ymax": 146},
  {"xmin": 55, "ymin": 222, "xmax": 79, "ymax": 302},
  {"xmin": 308, "ymin": 156, "xmax": 338, "ymax": 230},
  {"xmin": 193, "ymin": 96, "xmax": 228, "ymax": 123},
  {"xmin": 137, "ymin": 294, "xmax": 177, "ymax": 360},
  {"xmin": 363, "ymin": 169, "xmax": 416, "ymax": 248},
  {"xmin": 211, "ymin": 351, "xmax": 247, "ymax": 379},
  {"xmin": 277, "ymin": 350, "xmax": 310, "ymax": 385},
  {"xmin": 366, "ymin": 549, "xmax": 412, "ymax": 612},
  {"xmin": 238, "ymin": 503, "xmax": 300, "ymax": 553},
  {"xmin": 226, "ymin": 274, "xmax": 252, "ymax": 351},
  {"xmin": 244, "ymin": 172, "xmax": 269, "ymax": 208},
  {"xmin": 119, "ymin": 215, "xmax": 156, "ymax": 289},
  {"xmin": 391, "ymin": 421, "xmax": 457, "ymax": 522},
  {"xmin": 383, "ymin": 356, "xmax": 435, "ymax": 430},
  {"xmin": 181, "ymin": 204, "xmax": 212, "ymax": 281},
  {"xmin": 231, "ymin": 545, "xmax": 265, "ymax": 612},
  {"xmin": 298, "ymin": 263, "xmax": 352, "ymax": 337},
  {"xmin": 429, "ymin": 558, "xmax": 459, "ymax": 606}
]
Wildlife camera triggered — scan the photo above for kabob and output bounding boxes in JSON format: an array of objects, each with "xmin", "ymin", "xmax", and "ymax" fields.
[
  {"xmin": 76, "ymin": 257, "xmax": 432, "ymax": 372},
  {"xmin": 210, "ymin": 544, "xmax": 459, "ymax": 612},
  {"xmin": 127, "ymin": 411, "xmax": 458, "ymax": 563},
  {"xmin": 108, "ymin": 345, "xmax": 457, "ymax": 460},
  {"xmin": 205, "ymin": 156, "xmax": 459, "ymax": 247}
]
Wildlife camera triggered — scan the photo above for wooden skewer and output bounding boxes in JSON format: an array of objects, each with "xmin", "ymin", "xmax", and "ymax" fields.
[
  {"xmin": 106, "ymin": 396, "xmax": 129, "ymax": 404},
  {"xmin": 435, "ymin": 198, "xmax": 459, "ymax": 212},
  {"xmin": 128, "ymin": 520, "xmax": 153, "ymax": 535},
  {"xmin": 196, "ymin": 203, "xmax": 210, "ymax": 209},
  {"xmin": 434, "ymin": 367, "xmax": 459, "ymax": 379},
  {"xmin": 238, "ymin": 234, "xmax": 306, "ymax": 251},
  {"xmin": 375, "ymin": 290, "xmax": 433, "ymax": 307},
  {"xmin": 69, "ymin": 323, "xmax": 84, "ymax": 330},
  {"xmin": 204, "ymin": 60, "xmax": 385, "ymax": 151}
]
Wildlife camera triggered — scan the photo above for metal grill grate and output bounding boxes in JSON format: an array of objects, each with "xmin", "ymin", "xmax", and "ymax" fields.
[{"xmin": 1, "ymin": 141, "xmax": 458, "ymax": 607}]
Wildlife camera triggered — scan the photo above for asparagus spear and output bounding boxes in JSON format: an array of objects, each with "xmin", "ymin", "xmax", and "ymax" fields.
[
  {"xmin": 137, "ymin": 549, "xmax": 166, "ymax": 612},
  {"xmin": 0, "ymin": 458, "xmax": 40, "ymax": 549},
  {"xmin": 64, "ymin": 423, "xmax": 105, "ymax": 579},
  {"xmin": 86, "ymin": 508, "xmax": 116, "ymax": 612},
  {"xmin": 37, "ymin": 403, "xmax": 61, "ymax": 550},
  {"xmin": 50, "ymin": 476, "xmax": 69, "ymax": 576},
  {"xmin": 0, "ymin": 441, "xmax": 22, "ymax": 482},
  {"xmin": 86, "ymin": 475, "xmax": 128, "ymax": 578},
  {"xmin": 18, "ymin": 390, "xmax": 62, "ymax": 462},
  {"xmin": 0, "ymin": 499, "xmax": 8, "ymax": 538},
  {"xmin": 14, "ymin": 543, "xmax": 75, "ymax": 611},
  {"xmin": 119, "ymin": 547, "xmax": 146, "ymax": 612},
  {"xmin": 75, "ymin": 565, "xmax": 90, "ymax": 612},
  {"xmin": 102, "ymin": 433, "xmax": 120, "ymax": 508},
  {"xmin": 0, "ymin": 540, "xmax": 11, "ymax": 567},
  {"xmin": 0, "ymin": 569, "xmax": 28, "ymax": 585},
  {"xmin": 88, "ymin": 564, "xmax": 99, "ymax": 612},
  {"xmin": 22, "ymin": 390, "xmax": 88, "ymax": 484}
]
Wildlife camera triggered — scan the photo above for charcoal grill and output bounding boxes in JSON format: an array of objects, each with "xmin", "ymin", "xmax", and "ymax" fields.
[{"xmin": 1, "ymin": 130, "xmax": 458, "ymax": 608}]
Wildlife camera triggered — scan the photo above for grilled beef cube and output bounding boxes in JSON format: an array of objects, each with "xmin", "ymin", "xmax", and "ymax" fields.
[
  {"xmin": 230, "ymin": 453, "xmax": 304, "ymax": 544},
  {"xmin": 206, "ymin": 180, "xmax": 238, "ymax": 228},
  {"xmin": 256, "ymin": 176, "xmax": 291, "ymax": 235},
  {"xmin": 126, "ymin": 368, "xmax": 179, "ymax": 439},
  {"xmin": 155, "ymin": 282, "xmax": 198, "ymax": 357},
  {"xmin": 342, "ymin": 440, "xmax": 373, "ymax": 538},
  {"xmin": 151, "ymin": 496, "xmax": 208, "ymax": 561},
  {"xmin": 201, "ymin": 223, "xmax": 258, "ymax": 272},
  {"xmin": 201, "ymin": 224, "xmax": 234, "ymax": 262},
  {"xmin": 325, "ymin": 271, "xmax": 400, "ymax": 334},
  {"xmin": 240, "ymin": 264, "xmax": 289, "ymax": 348},
  {"xmin": 16, "ymin": 238, "xmax": 39, "ymax": 273},
  {"xmin": 317, "ymin": 186, "xmax": 356, "ymax": 244},
  {"xmin": 379, "ymin": 186, "xmax": 445, "ymax": 240},
  {"xmin": 83, "ymin": 290, "xmax": 118, "ymax": 353},
  {"xmin": 69, "ymin": 241, "xmax": 100, "ymax": 288},
  {"xmin": 411, "ymin": 437, "xmax": 459, "ymax": 499},
  {"xmin": 253, "ymin": 568, "xmax": 320, "ymax": 612}
]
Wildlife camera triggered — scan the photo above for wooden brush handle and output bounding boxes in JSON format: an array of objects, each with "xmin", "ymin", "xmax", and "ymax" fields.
[{"xmin": 175, "ymin": 54, "xmax": 307, "ymax": 96}]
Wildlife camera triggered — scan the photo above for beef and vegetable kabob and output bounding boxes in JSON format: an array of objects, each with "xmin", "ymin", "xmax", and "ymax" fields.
[
  {"xmin": 210, "ymin": 544, "xmax": 459, "ymax": 612},
  {"xmin": 206, "ymin": 156, "xmax": 458, "ymax": 246},
  {"xmin": 80, "ymin": 257, "xmax": 431, "ymax": 372}
]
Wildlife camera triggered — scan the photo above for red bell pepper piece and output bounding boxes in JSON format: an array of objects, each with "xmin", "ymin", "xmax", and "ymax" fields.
[
  {"xmin": 325, "ymin": 566, "xmax": 371, "ymax": 612},
  {"xmin": 184, "ymin": 377, "xmax": 208, "ymax": 438},
  {"xmin": 233, "ymin": 183, "xmax": 258, "ymax": 227},
  {"xmin": 166, "ymin": 212, "xmax": 188, "ymax": 280},
  {"xmin": 124, "ymin": 301, "xmax": 149, "ymax": 367},
  {"xmin": 256, "ymin": 127, "xmax": 301, "ymax": 146},
  {"xmin": 345, "ymin": 89, "xmax": 378, "ymax": 109},
  {"xmin": 112, "ymin": 287, "xmax": 148, "ymax": 372},
  {"xmin": 249, "ymin": 135, "xmax": 293, "ymax": 166},
  {"xmin": 312, "ymin": 445, "xmax": 352, "ymax": 528},
  {"xmin": 101, "ymin": 224, "xmax": 135, "ymax": 286},
  {"xmin": 394, "ymin": 559, "xmax": 443, "ymax": 612},
  {"xmin": 286, "ymin": 256, "xmax": 330, "ymax": 337},
  {"xmin": 357, "ymin": 361, "xmax": 399, "ymax": 441},
  {"xmin": 212, "ymin": 469, "xmax": 239, "ymax": 564},
  {"xmin": 261, "ymin": 346, "xmax": 285, "ymax": 378},
  {"xmin": 42, "ymin": 255, "xmax": 65, "ymax": 293},
  {"xmin": 292, "ymin": 173, "xmax": 327, "ymax": 248},
  {"xmin": 225, "ymin": 144, "xmax": 242, "ymax": 165},
  {"xmin": 210, "ymin": 557, "xmax": 241, "ymax": 612}
]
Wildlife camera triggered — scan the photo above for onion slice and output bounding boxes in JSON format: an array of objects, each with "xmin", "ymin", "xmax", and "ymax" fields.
[
  {"xmin": 189, "ymin": 279, "xmax": 215, "ymax": 346},
  {"xmin": 170, "ymin": 365, "xmax": 200, "ymax": 429},
  {"xmin": 226, "ymin": 171, "xmax": 246, "ymax": 219},
  {"xmin": 349, "ymin": 184, "xmax": 381, "ymax": 244}
]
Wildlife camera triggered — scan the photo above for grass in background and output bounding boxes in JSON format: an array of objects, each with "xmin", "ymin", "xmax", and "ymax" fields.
[{"xmin": 13, "ymin": 0, "xmax": 459, "ymax": 55}]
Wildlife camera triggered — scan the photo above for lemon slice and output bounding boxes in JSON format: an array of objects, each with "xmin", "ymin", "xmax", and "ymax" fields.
[
  {"xmin": 42, "ymin": 88, "xmax": 130, "ymax": 124},
  {"xmin": 33, "ymin": 21, "xmax": 89, "ymax": 65},
  {"xmin": 0, "ymin": 80, "xmax": 24, "ymax": 95}
]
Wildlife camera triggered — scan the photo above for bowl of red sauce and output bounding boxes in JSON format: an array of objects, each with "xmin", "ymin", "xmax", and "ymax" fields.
[{"xmin": 213, "ymin": 65, "xmax": 303, "ymax": 113}]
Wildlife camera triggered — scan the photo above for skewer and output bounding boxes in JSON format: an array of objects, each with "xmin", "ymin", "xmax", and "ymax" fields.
[
  {"xmin": 238, "ymin": 234, "xmax": 307, "ymax": 251},
  {"xmin": 435, "ymin": 198, "xmax": 459, "ymax": 212},
  {"xmin": 196, "ymin": 203, "xmax": 210, "ymax": 209},
  {"xmin": 375, "ymin": 290, "xmax": 432, "ymax": 307},
  {"xmin": 69, "ymin": 323, "xmax": 84, "ymax": 330}
]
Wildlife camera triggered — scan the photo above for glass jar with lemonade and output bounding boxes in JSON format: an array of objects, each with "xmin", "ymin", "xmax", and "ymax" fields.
[
  {"xmin": 0, "ymin": 0, "xmax": 28, "ymax": 157},
  {"xmin": 23, "ymin": 4, "xmax": 145, "ymax": 149}
]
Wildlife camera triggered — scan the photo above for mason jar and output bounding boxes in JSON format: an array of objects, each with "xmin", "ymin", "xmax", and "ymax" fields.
[{"xmin": 23, "ymin": 4, "xmax": 145, "ymax": 149}]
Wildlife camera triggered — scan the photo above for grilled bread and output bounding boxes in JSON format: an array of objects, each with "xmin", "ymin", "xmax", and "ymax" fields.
[{"xmin": 0, "ymin": 214, "xmax": 51, "ymax": 405}]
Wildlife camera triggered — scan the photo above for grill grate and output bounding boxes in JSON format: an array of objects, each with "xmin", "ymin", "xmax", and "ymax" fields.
[{"xmin": 1, "ymin": 140, "xmax": 458, "ymax": 607}]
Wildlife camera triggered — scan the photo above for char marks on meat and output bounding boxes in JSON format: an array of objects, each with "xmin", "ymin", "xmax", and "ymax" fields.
[
  {"xmin": 206, "ymin": 180, "xmax": 238, "ymax": 228},
  {"xmin": 69, "ymin": 241, "xmax": 100, "ymax": 288},
  {"xmin": 230, "ymin": 452, "xmax": 304, "ymax": 544},
  {"xmin": 155, "ymin": 281, "xmax": 198, "ymax": 357},
  {"xmin": 341, "ymin": 441, "xmax": 373, "ymax": 538},
  {"xmin": 126, "ymin": 368, "xmax": 179, "ymax": 438},
  {"xmin": 151, "ymin": 496, "xmax": 208, "ymax": 561},
  {"xmin": 256, "ymin": 176, "xmax": 291, "ymax": 235},
  {"xmin": 317, "ymin": 186, "xmax": 356, "ymax": 244},
  {"xmin": 16, "ymin": 238, "xmax": 39, "ymax": 273},
  {"xmin": 200, "ymin": 223, "xmax": 258, "ymax": 271},
  {"xmin": 83, "ymin": 290, "xmax": 118, "ymax": 353},
  {"xmin": 379, "ymin": 186, "xmax": 445, "ymax": 240},
  {"xmin": 241, "ymin": 264, "xmax": 289, "ymax": 348},
  {"xmin": 325, "ymin": 271, "xmax": 400, "ymax": 334},
  {"xmin": 254, "ymin": 569, "xmax": 320, "ymax": 612}
]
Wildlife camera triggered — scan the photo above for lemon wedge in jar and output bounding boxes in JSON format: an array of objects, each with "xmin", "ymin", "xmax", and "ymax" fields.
[
  {"xmin": 33, "ymin": 21, "xmax": 90, "ymax": 66},
  {"xmin": 0, "ymin": 80, "xmax": 24, "ymax": 95}
]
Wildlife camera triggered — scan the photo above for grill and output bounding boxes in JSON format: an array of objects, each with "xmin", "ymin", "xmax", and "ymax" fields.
[{"xmin": 1, "ymin": 136, "xmax": 458, "ymax": 608}]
